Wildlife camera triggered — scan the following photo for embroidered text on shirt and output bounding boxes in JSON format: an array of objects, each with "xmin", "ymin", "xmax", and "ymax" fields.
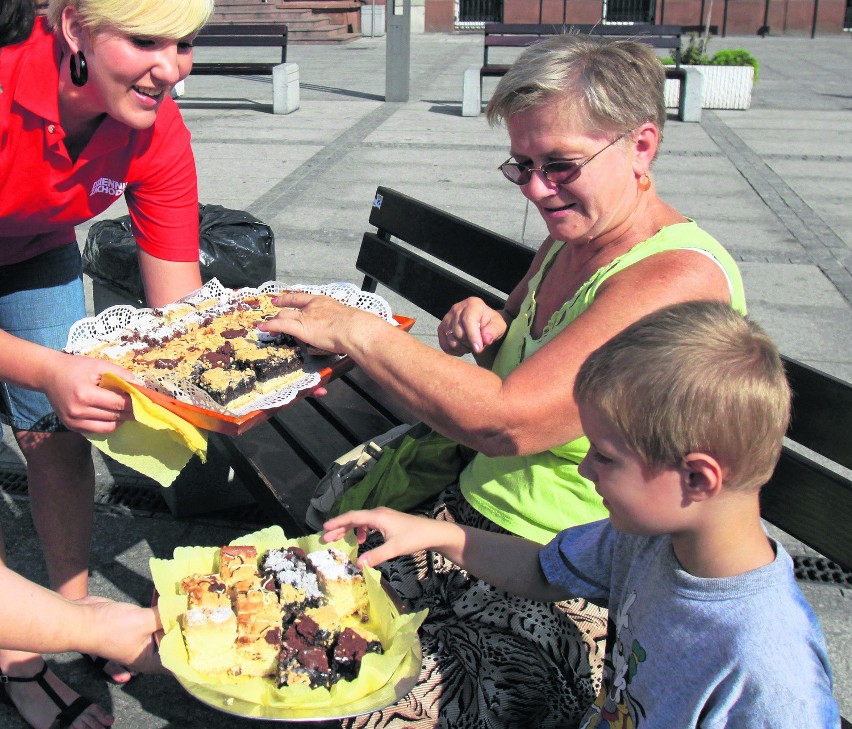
[{"xmin": 90, "ymin": 178, "xmax": 128, "ymax": 197}]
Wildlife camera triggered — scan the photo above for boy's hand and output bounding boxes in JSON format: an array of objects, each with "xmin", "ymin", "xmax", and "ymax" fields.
[{"xmin": 323, "ymin": 508, "xmax": 451, "ymax": 569}]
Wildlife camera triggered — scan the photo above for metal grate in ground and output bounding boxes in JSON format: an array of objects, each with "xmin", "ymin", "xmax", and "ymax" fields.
[
  {"xmin": 793, "ymin": 555, "xmax": 852, "ymax": 587},
  {"xmin": 0, "ymin": 469, "xmax": 269, "ymax": 525}
]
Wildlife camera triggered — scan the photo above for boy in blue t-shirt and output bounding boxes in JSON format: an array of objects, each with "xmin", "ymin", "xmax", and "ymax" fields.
[{"xmin": 323, "ymin": 300, "xmax": 840, "ymax": 728}]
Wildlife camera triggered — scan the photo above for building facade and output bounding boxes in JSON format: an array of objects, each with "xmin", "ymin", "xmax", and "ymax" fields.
[{"xmin": 422, "ymin": 0, "xmax": 851, "ymax": 35}]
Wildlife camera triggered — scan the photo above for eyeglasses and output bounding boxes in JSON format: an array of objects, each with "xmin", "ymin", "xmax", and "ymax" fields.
[{"xmin": 498, "ymin": 132, "xmax": 630, "ymax": 186}]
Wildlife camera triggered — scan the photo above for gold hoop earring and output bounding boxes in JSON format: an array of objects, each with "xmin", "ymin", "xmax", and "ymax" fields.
[{"xmin": 637, "ymin": 173, "xmax": 652, "ymax": 192}]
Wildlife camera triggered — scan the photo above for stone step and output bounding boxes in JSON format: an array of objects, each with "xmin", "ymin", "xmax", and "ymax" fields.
[{"xmin": 211, "ymin": 5, "xmax": 365, "ymax": 44}]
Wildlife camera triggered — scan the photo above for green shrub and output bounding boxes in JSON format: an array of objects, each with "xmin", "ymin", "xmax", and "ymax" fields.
[
  {"xmin": 710, "ymin": 49, "xmax": 760, "ymax": 82},
  {"xmin": 661, "ymin": 34, "xmax": 760, "ymax": 83}
]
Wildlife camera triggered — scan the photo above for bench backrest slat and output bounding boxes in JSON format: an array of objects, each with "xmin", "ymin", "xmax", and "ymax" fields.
[
  {"xmin": 483, "ymin": 22, "xmax": 683, "ymax": 35},
  {"xmin": 358, "ymin": 233, "xmax": 508, "ymax": 319},
  {"xmin": 481, "ymin": 22, "xmax": 682, "ymax": 68},
  {"xmin": 782, "ymin": 356, "xmax": 852, "ymax": 470},
  {"xmin": 197, "ymin": 23, "xmax": 288, "ymax": 36},
  {"xmin": 364, "ymin": 186, "xmax": 535, "ymax": 297},
  {"xmin": 761, "ymin": 448, "xmax": 852, "ymax": 572},
  {"xmin": 192, "ymin": 23, "xmax": 288, "ymax": 65}
]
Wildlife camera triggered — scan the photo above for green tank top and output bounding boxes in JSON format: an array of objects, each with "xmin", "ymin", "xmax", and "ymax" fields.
[{"xmin": 459, "ymin": 221, "xmax": 747, "ymax": 544}]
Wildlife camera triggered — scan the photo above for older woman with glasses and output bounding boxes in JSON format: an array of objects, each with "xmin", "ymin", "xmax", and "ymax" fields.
[{"xmin": 262, "ymin": 33, "xmax": 746, "ymax": 729}]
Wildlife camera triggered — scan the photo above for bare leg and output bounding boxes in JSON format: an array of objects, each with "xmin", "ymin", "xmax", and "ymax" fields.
[
  {"xmin": 0, "ymin": 521, "xmax": 113, "ymax": 729},
  {"xmin": 18, "ymin": 429, "xmax": 132, "ymax": 684},
  {"xmin": 17, "ymin": 430, "xmax": 94, "ymax": 599}
]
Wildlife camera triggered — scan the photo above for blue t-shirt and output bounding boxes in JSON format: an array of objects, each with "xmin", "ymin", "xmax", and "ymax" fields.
[{"xmin": 540, "ymin": 520, "xmax": 840, "ymax": 728}]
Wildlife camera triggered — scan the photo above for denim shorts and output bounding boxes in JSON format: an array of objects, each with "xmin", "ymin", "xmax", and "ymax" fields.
[{"xmin": 0, "ymin": 245, "xmax": 87, "ymax": 432}]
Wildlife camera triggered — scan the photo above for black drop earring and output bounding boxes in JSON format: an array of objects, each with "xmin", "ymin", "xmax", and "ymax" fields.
[{"xmin": 69, "ymin": 50, "xmax": 88, "ymax": 87}]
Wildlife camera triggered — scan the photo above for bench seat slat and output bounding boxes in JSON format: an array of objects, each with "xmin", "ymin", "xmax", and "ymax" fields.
[
  {"xmin": 211, "ymin": 428, "xmax": 318, "ymax": 535},
  {"xmin": 301, "ymin": 380, "xmax": 407, "ymax": 446}
]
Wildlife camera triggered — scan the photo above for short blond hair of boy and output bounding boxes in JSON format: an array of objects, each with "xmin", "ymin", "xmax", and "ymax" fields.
[{"xmin": 574, "ymin": 300, "xmax": 791, "ymax": 491}]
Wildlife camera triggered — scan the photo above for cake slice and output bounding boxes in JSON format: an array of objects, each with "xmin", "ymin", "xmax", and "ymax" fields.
[
  {"xmin": 261, "ymin": 547, "xmax": 324, "ymax": 620},
  {"xmin": 233, "ymin": 584, "xmax": 283, "ymax": 677},
  {"xmin": 332, "ymin": 626, "xmax": 384, "ymax": 681},
  {"xmin": 306, "ymin": 548, "xmax": 369, "ymax": 621},
  {"xmin": 195, "ymin": 366, "xmax": 257, "ymax": 406},
  {"xmin": 219, "ymin": 545, "xmax": 258, "ymax": 587},
  {"xmin": 181, "ymin": 573, "xmax": 230, "ymax": 609},
  {"xmin": 181, "ymin": 606, "xmax": 238, "ymax": 676},
  {"xmin": 278, "ymin": 620, "xmax": 335, "ymax": 689}
]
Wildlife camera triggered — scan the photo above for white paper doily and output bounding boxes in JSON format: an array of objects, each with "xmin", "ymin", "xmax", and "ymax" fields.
[{"xmin": 65, "ymin": 280, "xmax": 395, "ymax": 418}]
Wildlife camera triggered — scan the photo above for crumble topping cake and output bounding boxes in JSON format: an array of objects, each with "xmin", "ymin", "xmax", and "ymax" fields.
[
  {"xmin": 65, "ymin": 291, "xmax": 307, "ymax": 411},
  {"xmin": 179, "ymin": 545, "xmax": 384, "ymax": 685}
]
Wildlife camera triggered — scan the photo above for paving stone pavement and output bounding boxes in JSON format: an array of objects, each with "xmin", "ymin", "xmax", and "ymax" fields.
[{"xmin": 1, "ymin": 30, "xmax": 850, "ymax": 727}]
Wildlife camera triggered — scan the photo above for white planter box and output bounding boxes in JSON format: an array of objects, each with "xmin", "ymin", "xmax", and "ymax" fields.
[{"xmin": 665, "ymin": 65, "xmax": 755, "ymax": 110}]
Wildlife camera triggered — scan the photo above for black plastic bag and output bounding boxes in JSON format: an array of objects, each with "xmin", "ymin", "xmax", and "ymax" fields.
[{"xmin": 82, "ymin": 204, "xmax": 276, "ymax": 303}]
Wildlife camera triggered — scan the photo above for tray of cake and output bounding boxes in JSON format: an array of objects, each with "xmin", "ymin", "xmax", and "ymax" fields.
[
  {"xmin": 150, "ymin": 526, "xmax": 427, "ymax": 721},
  {"xmin": 64, "ymin": 279, "xmax": 414, "ymax": 436}
]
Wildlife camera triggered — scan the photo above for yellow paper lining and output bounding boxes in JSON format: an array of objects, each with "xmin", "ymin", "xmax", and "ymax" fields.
[
  {"xmin": 88, "ymin": 373, "xmax": 208, "ymax": 487},
  {"xmin": 150, "ymin": 526, "xmax": 427, "ymax": 718}
]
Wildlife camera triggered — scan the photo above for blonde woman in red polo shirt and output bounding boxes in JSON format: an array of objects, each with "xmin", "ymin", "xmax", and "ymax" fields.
[{"xmin": 0, "ymin": 0, "xmax": 213, "ymax": 726}]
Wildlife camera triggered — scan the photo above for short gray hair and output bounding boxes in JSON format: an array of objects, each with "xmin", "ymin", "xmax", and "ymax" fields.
[{"xmin": 486, "ymin": 33, "xmax": 667, "ymax": 137}]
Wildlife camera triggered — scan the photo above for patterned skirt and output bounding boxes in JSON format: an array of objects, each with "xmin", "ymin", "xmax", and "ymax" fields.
[{"xmin": 342, "ymin": 484, "xmax": 608, "ymax": 729}]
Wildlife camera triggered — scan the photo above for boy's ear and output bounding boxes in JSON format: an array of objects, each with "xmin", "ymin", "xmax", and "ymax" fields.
[{"xmin": 681, "ymin": 453, "xmax": 724, "ymax": 502}]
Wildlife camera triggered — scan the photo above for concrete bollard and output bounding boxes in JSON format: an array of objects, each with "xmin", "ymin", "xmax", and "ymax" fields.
[
  {"xmin": 680, "ymin": 67, "xmax": 704, "ymax": 123},
  {"xmin": 273, "ymin": 62, "xmax": 300, "ymax": 115},
  {"xmin": 462, "ymin": 64, "xmax": 482, "ymax": 117}
]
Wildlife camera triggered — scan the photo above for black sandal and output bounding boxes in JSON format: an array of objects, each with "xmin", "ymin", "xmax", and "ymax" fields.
[{"xmin": 0, "ymin": 662, "xmax": 93, "ymax": 729}]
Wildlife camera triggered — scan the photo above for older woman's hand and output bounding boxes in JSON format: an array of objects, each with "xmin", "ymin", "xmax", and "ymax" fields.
[
  {"xmin": 260, "ymin": 291, "xmax": 388, "ymax": 356},
  {"xmin": 439, "ymin": 297, "xmax": 508, "ymax": 356}
]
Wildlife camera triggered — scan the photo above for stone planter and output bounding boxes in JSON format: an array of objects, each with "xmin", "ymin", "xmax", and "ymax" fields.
[{"xmin": 665, "ymin": 65, "xmax": 755, "ymax": 110}]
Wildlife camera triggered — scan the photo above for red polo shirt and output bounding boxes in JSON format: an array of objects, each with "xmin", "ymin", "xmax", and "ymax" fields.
[{"xmin": 0, "ymin": 18, "xmax": 199, "ymax": 267}]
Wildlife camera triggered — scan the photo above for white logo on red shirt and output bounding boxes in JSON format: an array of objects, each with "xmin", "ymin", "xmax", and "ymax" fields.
[{"xmin": 90, "ymin": 178, "xmax": 128, "ymax": 197}]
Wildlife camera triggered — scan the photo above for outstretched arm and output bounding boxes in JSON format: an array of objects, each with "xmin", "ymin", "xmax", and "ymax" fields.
[
  {"xmin": 0, "ymin": 564, "xmax": 164, "ymax": 673},
  {"xmin": 324, "ymin": 508, "xmax": 569, "ymax": 602}
]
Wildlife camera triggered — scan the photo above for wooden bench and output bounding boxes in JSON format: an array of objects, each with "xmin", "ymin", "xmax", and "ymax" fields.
[
  {"xmin": 461, "ymin": 22, "xmax": 703, "ymax": 123},
  {"xmin": 213, "ymin": 185, "xmax": 848, "ymax": 721},
  {"xmin": 174, "ymin": 23, "xmax": 299, "ymax": 114}
]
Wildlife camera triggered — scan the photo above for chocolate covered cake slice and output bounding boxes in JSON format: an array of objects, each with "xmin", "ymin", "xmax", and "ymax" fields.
[
  {"xmin": 277, "ymin": 618, "xmax": 335, "ymax": 689},
  {"xmin": 332, "ymin": 626, "xmax": 384, "ymax": 681}
]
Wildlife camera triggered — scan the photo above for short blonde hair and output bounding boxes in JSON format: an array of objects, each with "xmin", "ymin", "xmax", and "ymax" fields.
[
  {"xmin": 47, "ymin": 0, "xmax": 213, "ymax": 39},
  {"xmin": 485, "ymin": 33, "xmax": 666, "ymax": 137},
  {"xmin": 574, "ymin": 301, "xmax": 791, "ymax": 491}
]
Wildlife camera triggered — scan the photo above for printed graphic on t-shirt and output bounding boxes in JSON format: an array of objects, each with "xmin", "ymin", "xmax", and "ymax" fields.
[
  {"xmin": 581, "ymin": 592, "xmax": 647, "ymax": 729},
  {"xmin": 90, "ymin": 177, "xmax": 128, "ymax": 197}
]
